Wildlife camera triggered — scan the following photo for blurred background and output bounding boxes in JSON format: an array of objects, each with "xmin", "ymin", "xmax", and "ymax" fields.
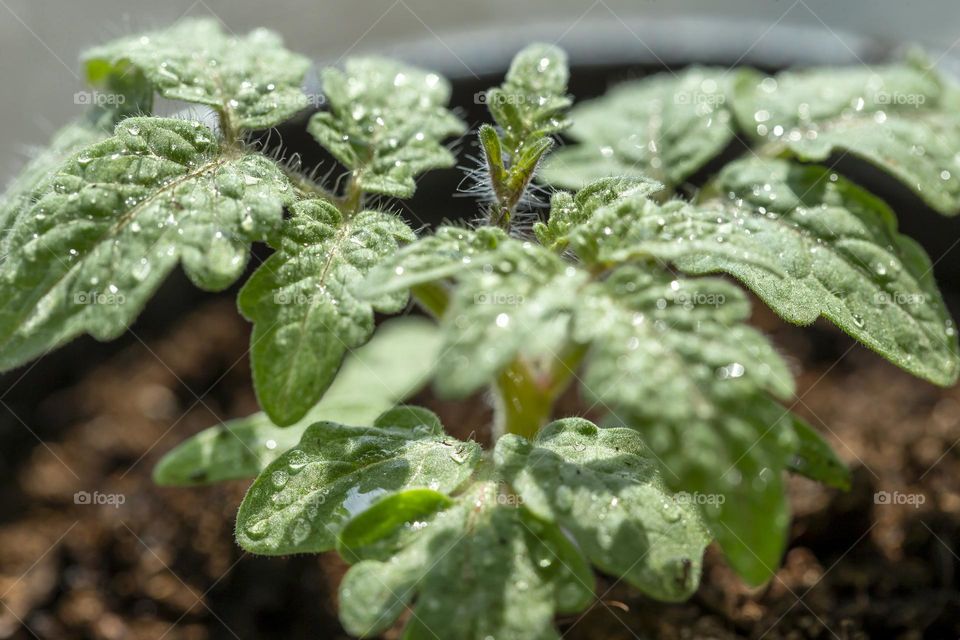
[
  {"xmin": 2, "ymin": 1, "xmax": 960, "ymax": 638},
  {"xmin": 4, "ymin": 0, "xmax": 960, "ymax": 184}
]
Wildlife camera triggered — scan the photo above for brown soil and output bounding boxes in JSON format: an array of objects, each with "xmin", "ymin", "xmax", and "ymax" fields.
[{"xmin": 0, "ymin": 297, "xmax": 958, "ymax": 639}]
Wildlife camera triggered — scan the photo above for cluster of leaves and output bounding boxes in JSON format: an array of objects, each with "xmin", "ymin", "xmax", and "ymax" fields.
[{"xmin": 1, "ymin": 20, "xmax": 958, "ymax": 639}]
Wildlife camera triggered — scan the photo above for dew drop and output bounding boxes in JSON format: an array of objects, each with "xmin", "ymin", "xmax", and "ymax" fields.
[
  {"xmin": 287, "ymin": 449, "xmax": 309, "ymax": 473},
  {"xmin": 716, "ymin": 362, "xmax": 745, "ymax": 379},
  {"xmin": 244, "ymin": 519, "xmax": 270, "ymax": 540},
  {"xmin": 271, "ymin": 469, "xmax": 289, "ymax": 488}
]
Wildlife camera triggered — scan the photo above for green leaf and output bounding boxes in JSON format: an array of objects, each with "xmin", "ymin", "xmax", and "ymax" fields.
[
  {"xmin": 337, "ymin": 483, "xmax": 594, "ymax": 639},
  {"xmin": 576, "ymin": 268, "xmax": 794, "ymax": 405},
  {"xmin": 83, "ymin": 18, "xmax": 311, "ymax": 131},
  {"xmin": 359, "ymin": 225, "xmax": 508, "ymax": 299},
  {"xmin": 787, "ymin": 417, "xmax": 851, "ymax": 491},
  {"xmin": 572, "ymin": 158, "xmax": 960, "ymax": 386},
  {"xmin": 235, "ymin": 406, "xmax": 481, "ymax": 555},
  {"xmin": 533, "ymin": 176, "xmax": 663, "ymax": 251},
  {"xmin": 542, "ymin": 67, "xmax": 735, "ymax": 189},
  {"xmin": 308, "ymin": 57, "xmax": 464, "ymax": 198},
  {"xmin": 434, "ymin": 238, "xmax": 586, "ymax": 397},
  {"xmin": 238, "ymin": 199, "xmax": 415, "ymax": 426},
  {"xmin": 152, "ymin": 316, "xmax": 441, "ymax": 486},
  {"xmin": 731, "ymin": 61, "xmax": 960, "ymax": 215},
  {"xmin": 486, "ymin": 43, "xmax": 571, "ymax": 155},
  {"xmin": 0, "ymin": 117, "xmax": 292, "ymax": 372},
  {"xmin": 575, "ymin": 267, "xmax": 797, "ymax": 585},
  {"xmin": 696, "ymin": 158, "xmax": 959, "ymax": 385},
  {"xmin": 495, "ymin": 418, "xmax": 711, "ymax": 601}
]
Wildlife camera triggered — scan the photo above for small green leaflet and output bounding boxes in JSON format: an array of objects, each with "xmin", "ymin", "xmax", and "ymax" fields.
[
  {"xmin": 477, "ymin": 44, "xmax": 572, "ymax": 229},
  {"xmin": 732, "ymin": 60, "xmax": 960, "ymax": 215},
  {"xmin": 337, "ymin": 483, "xmax": 594, "ymax": 640},
  {"xmin": 359, "ymin": 225, "xmax": 508, "ymax": 300},
  {"xmin": 485, "ymin": 43, "xmax": 571, "ymax": 155},
  {"xmin": 84, "ymin": 18, "xmax": 311, "ymax": 131},
  {"xmin": 308, "ymin": 57, "xmax": 464, "ymax": 198},
  {"xmin": 0, "ymin": 117, "xmax": 292, "ymax": 372},
  {"xmin": 235, "ymin": 407, "xmax": 480, "ymax": 555},
  {"xmin": 238, "ymin": 199, "xmax": 415, "ymax": 426},
  {"xmin": 787, "ymin": 417, "xmax": 851, "ymax": 491},
  {"xmin": 495, "ymin": 419, "xmax": 711, "ymax": 601},
  {"xmin": 574, "ymin": 267, "xmax": 797, "ymax": 585},
  {"xmin": 542, "ymin": 67, "xmax": 734, "ymax": 190},
  {"xmin": 533, "ymin": 176, "xmax": 663, "ymax": 252},
  {"xmin": 153, "ymin": 316, "xmax": 441, "ymax": 486}
]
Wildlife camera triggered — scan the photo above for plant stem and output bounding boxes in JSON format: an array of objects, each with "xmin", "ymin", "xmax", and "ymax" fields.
[
  {"xmin": 493, "ymin": 359, "xmax": 554, "ymax": 440},
  {"xmin": 411, "ymin": 282, "xmax": 450, "ymax": 319},
  {"xmin": 493, "ymin": 343, "xmax": 586, "ymax": 440},
  {"xmin": 217, "ymin": 107, "xmax": 239, "ymax": 146},
  {"xmin": 340, "ymin": 173, "xmax": 364, "ymax": 215},
  {"xmin": 545, "ymin": 342, "xmax": 588, "ymax": 397}
]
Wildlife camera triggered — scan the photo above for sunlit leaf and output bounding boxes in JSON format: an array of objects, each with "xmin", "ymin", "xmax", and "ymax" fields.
[{"xmin": 235, "ymin": 407, "xmax": 480, "ymax": 555}]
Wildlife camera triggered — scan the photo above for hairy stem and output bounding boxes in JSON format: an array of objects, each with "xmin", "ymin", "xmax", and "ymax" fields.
[
  {"xmin": 340, "ymin": 174, "xmax": 364, "ymax": 215},
  {"xmin": 282, "ymin": 166, "xmax": 339, "ymax": 203},
  {"xmin": 217, "ymin": 106, "xmax": 239, "ymax": 146}
]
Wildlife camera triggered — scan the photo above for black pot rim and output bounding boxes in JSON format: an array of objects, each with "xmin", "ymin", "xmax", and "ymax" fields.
[{"xmin": 309, "ymin": 14, "xmax": 960, "ymax": 85}]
